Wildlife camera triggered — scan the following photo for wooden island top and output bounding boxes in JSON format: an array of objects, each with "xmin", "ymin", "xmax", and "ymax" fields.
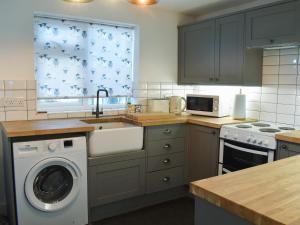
[
  {"xmin": 1, "ymin": 113, "xmax": 256, "ymax": 137},
  {"xmin": 191, "ymin": 155, "xmax": 300, "ymax": 225}
]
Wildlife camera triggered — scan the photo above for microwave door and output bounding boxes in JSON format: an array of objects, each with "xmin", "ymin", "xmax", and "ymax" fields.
[{"xmin": 187, "ymin": 97, "xmax": 214, "ymax": 112}]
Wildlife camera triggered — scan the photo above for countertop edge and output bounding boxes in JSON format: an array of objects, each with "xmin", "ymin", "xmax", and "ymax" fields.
[{"xmin": 190, "ymin": 182, "xmax": 283, "ymax": 225}]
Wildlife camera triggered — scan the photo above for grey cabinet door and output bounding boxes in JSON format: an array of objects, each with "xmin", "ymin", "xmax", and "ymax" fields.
[
  {"xmin": 88, "ymin": 158, "xmax": 145, "ymax": 207},
  {"xmin": 178, "ymin": 20, "xmax": 215, "ymax": 84},
  {"xmin": 215, "ymin": 14, "xmax": 244, "ymax": 85},
  {"xmin": 187, "ymin": 125, "xmax": 219, "ymax": 183},
  {"xmin": 277, "ymin": 141, "xmax": 300, "ymax": 160},
  {"xmin": 246, "ymin": 1, "xmax": 300, "ymax": 47}
]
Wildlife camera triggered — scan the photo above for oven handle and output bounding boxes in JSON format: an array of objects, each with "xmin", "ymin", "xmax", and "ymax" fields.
[{"xmin": 224, "ymin": 142, "xmax": 268, "ymax": 156}]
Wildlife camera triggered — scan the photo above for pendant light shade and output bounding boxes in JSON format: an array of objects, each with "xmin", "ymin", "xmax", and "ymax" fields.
[
  {"xmin": 129, "ymin": 0, "xmax": 158, "ymax": 5},
  {"xmin": 64, "ymin": 0, "xmax": 94, "ymax": 3}
]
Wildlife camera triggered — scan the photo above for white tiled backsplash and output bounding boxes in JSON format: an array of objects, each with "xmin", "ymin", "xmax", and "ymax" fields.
[{"xmin": 1, "ymin": 47, "xmax": 300, "ymax": 127}]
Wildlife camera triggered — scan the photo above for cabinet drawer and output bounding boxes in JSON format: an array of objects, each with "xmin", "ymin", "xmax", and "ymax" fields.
[
  {"xmin": 279, "ymin": 141, "xmax": 300, "ymax": 153},
  {"xmin": 147, "ymin": 138, "xmax": 185, "ymax": 156},
  {"xmin": 147, "ymin": 152, "xmax": 185, "ymax": 172},
  {"xmin": 146, "ymin": 167, "xmax": 184, "ymax": 193},
  {"xmin": 147, "ymin": 125, "xmax": 185, "ymax": 141},
  {"xmin": 88, "ymin": 158, "xmax": 145, "ymax": 207}
]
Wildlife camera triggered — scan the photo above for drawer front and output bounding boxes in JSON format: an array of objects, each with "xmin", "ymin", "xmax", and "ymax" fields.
[
  {"xmin": 146, "ymin": 167, "xmax": 184, "ymax": 193},
  {"xmin": 279, "ymin": 141, "xmax": 300, "ymax": 153},
  {"xmin": 147, "ymin": 138, "xmax": 185, "ymax": 156},
  {"xmin": 147, "ymin": 152, "xmax": 185, "ymax": 172},
  {"xmin": 147, "ymin": 125, "xmax": 185, "ymax": 141}
]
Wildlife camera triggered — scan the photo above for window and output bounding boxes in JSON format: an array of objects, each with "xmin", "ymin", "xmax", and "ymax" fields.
[{"xmin": 34, "ymin": 15, "xmax": 136, "ymax": 112}]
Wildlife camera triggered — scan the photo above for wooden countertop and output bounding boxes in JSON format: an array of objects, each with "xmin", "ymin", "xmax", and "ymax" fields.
[
  {"xmin": 276, "ymin": 131, "xmax": 300, "ymax": 144},
  {"xmin": 1, "ymin": 119, "xmax": 95, "ymax": 138},
  {"xmin": 191, "ymin": 155, "xmax": 300, "ymax": 225},
  {"xmin": 126, "ymin": 113, "xmax": 256, "ymax": 128},
  {"xmin": 0, "ymin": 113, "xmax": 256, "ymax": 138}
]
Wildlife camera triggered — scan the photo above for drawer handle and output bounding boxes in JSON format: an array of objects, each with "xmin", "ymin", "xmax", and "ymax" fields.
[
  {"xmin": 162, "ymin": 176, "xmax": 170, "ymax": 182},
  {"xmin": 162, "ymin": 158, "xmax": 171, "ymax": 164},
  {"xmin": 163, "ymin": 129, "xmax": 172, "ymax": 134},
  {"xmin": 281, "ymin": 145, "xmax": 288, "ymax": 150},
  {"xmin": 163, "ymin": 144, "xmax": 171, "ymax": 149}
]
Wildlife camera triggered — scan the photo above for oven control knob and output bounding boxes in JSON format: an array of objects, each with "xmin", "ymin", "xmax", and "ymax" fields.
[
  {"xmin": 247, "ymin": 138, "xmax": 251, "ymax": 142},
  {"xmin": 258, "ymin": 140, "xmax": 263, "ymax": 145},
  {"xmin": 252, "ymin": 139, "xmax": 257, "ymax": 144},
  {"xmin": 48, "ymin": 143, "xmax": 58, "ymax": 152},
  {"xmin": 233, "ymin": 135, "xmax": 238, "ymax": 140},
  {"xmin": 263, "ymin": 141, "xmax": 269, "ymax": 147}
]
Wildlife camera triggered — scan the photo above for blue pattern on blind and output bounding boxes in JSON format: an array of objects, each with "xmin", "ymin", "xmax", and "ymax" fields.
[{"xmin": 34, "ymin": 16, "xmax": 135, "ymax": 98}]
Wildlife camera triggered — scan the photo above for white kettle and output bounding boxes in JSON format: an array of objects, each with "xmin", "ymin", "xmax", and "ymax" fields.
[{"xmin": 169, "ymin": 96, "xmax": 186, "ymax": 115}]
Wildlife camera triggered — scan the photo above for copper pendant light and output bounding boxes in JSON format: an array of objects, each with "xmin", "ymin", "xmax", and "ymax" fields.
[{"xmin": 129, "ymin": 0, "xmax": 158, "ymax": 5}]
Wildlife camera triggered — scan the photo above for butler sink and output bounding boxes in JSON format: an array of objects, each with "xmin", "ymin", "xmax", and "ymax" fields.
[{"xmin": 82, "ymin": 119, "xmax": 143, "ymax": 157}]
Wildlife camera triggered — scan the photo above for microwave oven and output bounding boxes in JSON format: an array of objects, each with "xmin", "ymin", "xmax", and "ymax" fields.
[{"xmin": 186, "ymin": 94, "xmax": 229, "ymax": 117}]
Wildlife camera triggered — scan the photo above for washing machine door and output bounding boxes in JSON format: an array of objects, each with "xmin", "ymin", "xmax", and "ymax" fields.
[{"xmin": 25, "ymin": 157, "xmax": 81, "ymax": 212}]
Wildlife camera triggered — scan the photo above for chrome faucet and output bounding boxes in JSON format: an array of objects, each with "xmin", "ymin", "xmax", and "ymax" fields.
[{"xmin": 93, "ymin": 89, "xmax": 109, "ymax": 118}]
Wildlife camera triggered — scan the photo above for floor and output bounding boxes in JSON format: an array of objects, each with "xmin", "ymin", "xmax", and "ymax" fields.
[{"xmin": 95, "ymin": 197, "xmax": 195, "ymax": 225}]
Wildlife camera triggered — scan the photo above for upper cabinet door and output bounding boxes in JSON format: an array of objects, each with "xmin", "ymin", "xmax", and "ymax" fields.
[
  {"xmin": 215, "ymin": 14, "xmax": 244, "ymax": 85},
  {"xmin": 246, "ymin": 1, "xmax": 300, "ymax": 47},
  {"xmin": 178, "ymin": 20, "xmax": 215, "ymax": 84}
]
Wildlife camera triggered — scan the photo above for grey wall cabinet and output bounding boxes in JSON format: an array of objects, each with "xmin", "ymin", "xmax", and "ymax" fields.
[
  {"xmin": 88, "ymin": 152, "xmax": 146, "ymax": 207},
  {"xmin": 178, "ymin": 20, "xmax": 215, "ymax": 84},
  {"xmin": 187, "ymin": 125, "xmax": 219, "ymax": 183},
  {"xmin": 178, "ymin": 14, "xmax": 262, "ymax": 86},
  {"xmin": 246, "ymin": 1, "xmax": 300, "ymax": 47},
  {"xmin": 277, "ymin": 141, "xmax": 300, "ymax": 160}
]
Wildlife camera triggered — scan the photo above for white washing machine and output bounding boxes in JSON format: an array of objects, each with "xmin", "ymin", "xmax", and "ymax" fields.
[{"xmin": 13, "ymin": 136, "xmax": 88, "ymax": 225}]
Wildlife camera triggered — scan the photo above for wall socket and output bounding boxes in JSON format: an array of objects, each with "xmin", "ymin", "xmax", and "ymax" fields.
[{"xmin": 4, "ymin": 97, "xmax": 25, "ymax": 107}]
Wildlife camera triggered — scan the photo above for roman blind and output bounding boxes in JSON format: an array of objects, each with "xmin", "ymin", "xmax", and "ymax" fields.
[{"xmin": 34, "ymin": 15, "xmax": 135, "ymax": 99}]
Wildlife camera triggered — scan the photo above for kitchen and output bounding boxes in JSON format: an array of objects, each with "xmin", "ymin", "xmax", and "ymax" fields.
[{"xmin": 1, "ymin": 0, "xmax": 300, "ymax": 225}]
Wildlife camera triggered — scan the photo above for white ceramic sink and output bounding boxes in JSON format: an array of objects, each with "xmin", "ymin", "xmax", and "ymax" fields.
[{"xmin": 87, "ymin": 122, "xmax": 144, "ymax": 157}]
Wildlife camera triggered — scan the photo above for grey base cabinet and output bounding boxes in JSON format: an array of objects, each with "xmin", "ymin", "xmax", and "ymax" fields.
[
  {"xmin": 277, "ymin": 141, "xmax": 300, "ymax": 160},
  {"xmin": 145, "ymin": 124, "xmax": 186, "ymax": 194},
  {"xmin": 187, "ymin": 125, "xmax": 219, "ymax": 183},
  {"xmin": 88, "ymin": 151, "xmax": 146, "ymax": 207}
]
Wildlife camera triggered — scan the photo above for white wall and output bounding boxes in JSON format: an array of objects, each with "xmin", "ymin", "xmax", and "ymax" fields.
[
  {"xmin": 0, "ymin": 0, "xmax": 192, "ymax": 83},
  {"xmin": 0, "ymin": 0, "xmax": 193, "ymax": 214}
]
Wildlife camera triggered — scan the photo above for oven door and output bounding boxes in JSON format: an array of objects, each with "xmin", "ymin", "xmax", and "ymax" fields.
[{"xmin": 219, "ymin": 139, "xmax": 274, "ymax": 175}]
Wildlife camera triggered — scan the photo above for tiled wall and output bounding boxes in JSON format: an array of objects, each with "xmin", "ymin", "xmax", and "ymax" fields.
[{"xmin": 1, "ymin": 47, "xmax": 300, "ymax": 128}]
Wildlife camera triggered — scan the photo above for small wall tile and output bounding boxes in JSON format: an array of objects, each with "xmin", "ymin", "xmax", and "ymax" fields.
[
  {"xmin": 261, "ymin": 94, "xmax": 277, "ymax": 103},
  {"xmin": 246, "ymin": 101, "xmax": 260, "ymax": 111},
  {"xmin": 161, "ymin": 90, "xmax": 173, "ymax": 98},
  {"xmin": 26, "ymin": 80, "xmax": 37, "ymax": 90},
  {"xmin": 280, "ymin": 55, "xmax": 298, "ymax": 65},
  {"xmin": 5, "ymin": 90, "xmax": 26, "ymax": 99},
  {"xmin": 295, "ymin": 106, "xmax": 300, "ymax": 115},
  {"xmin": 278, "ymin": 95, "xmax": 295, "ymax": 105},
  {"xmin": 147, "ymin": 90, "xmax": 161, "ymax": 98},
  {"xmin": 263, "ymin": 66, "xmax": 279, "ymax": 75},
  {"xmin": 295, "ymin": 116, "xmax": 300, "ymax": 126},
  {"xmin": 276, "ymin": 114, "xmax": 295, "ymax": 125},
  {"xmin": 0, "ymin": 81, "xmax": 4, "ymax": 90},
  {"xmin": 133, "ymin": 90, "xmax": 147, "ymax": 98},
  {"xmin": 5, "ymin": 111, "xmax": 27, "ymax": 121},
  {"xmin": 67, "ymin": 112, "xmax": 86, "ymax": 118},
  {"xmin": 260, "ymin": 103, "xmax": 277, "ymax": 113},
  {"xmin": 280, "ymin": 48, "xmax": 299, "ymax": 55},
  {"xmin": 161, "ymin": 83, "xmax": 173, "ymax": 90},
  {"xmin": 279, "ymin": 65, "xmax": 297, "ymax": 75},
  {"xmin": 172, "ymin": 90, "xmax": 185, "ymax": 97},
  {"xmin": 263, "ymin": 56, "xmax": 279, "ymax": 65},
  {"xmin": 27, "ymin": 100, "xmax": 36, "ymax": 110},
  {"xmin": 279, "ymin": 75, "xmax": 297, "ymax": 85},
  {"xmin": 264, "ymin": 49, "xmax": 279, "ymax": 56},
  {"xmin": 246, "ymin": 111, "xmax": 260, "ymax": 119},
  {"xmin": 276, "ymin": 104, "xmax": 295, "ymax": 115},
  {"xmin": 260, "ymin": 112, "xmax": 276, "ymax": 122},
  {"xmin": 278, "ymin": 85, "xmax": 297, "ymax": 95},
  {"xmin": 47, "ymin": 113, "xmax": 68, "ymax": 119},
  {"xmin": 262, "ymin": 75, "xmax": 278, "ymax": 85},
  {"xmin": 147, "ymin": 82, "xmax": 161, "ymax": 90},
  {"xmin": 0, "ymin": 112, "xmax": 5, "ymax": 121},
  {"xmin": 26, "ymin": 90, "xmax": 36, "ymax": 100},
  {"xmin": 4, "ymin": 80, "xmax": 26, "ymax": 90},
  {"xmin": 134, "ymin": 82, "xmax": 147, "ymax": 90},
  {"xmin": 28, "ymin": 111, "xmax": 48, "ymax": 120},
  {"xmin": 261, "ymin": 85, "xmax": 278, "ymax": 94}
]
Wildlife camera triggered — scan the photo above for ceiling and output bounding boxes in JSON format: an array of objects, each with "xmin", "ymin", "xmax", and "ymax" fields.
[{"xmin": 155, "ymin": 0, "xmax": 261, "ymax": 16}]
